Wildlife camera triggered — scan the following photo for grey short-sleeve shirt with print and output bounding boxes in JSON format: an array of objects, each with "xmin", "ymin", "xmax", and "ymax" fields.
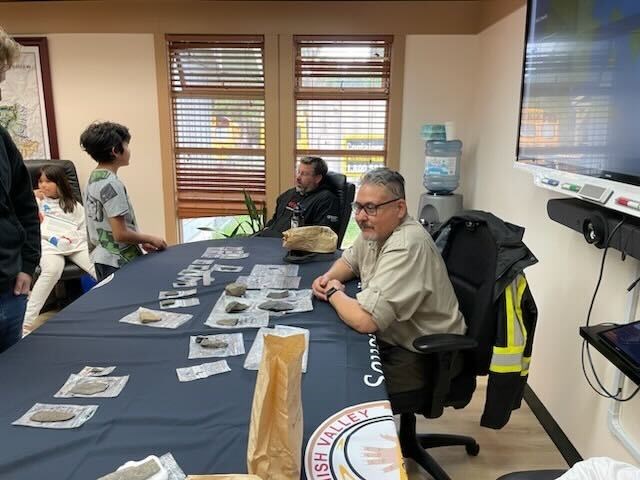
[
  {"xmin": 342, "ymin": 216, "xmax": 465, "ymax": 352},
  {"xmin": 84, "ymin": 169, "xmax": 142, "ymax": 268}
]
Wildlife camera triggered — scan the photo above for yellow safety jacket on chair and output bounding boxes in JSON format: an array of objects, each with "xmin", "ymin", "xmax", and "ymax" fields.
[
  {"xmin": 435, "ymin": 210, "xmax": 538, "ymax": 430},
  {"xmin": 481, "ymin": 273, "xmax": 538, "ymax": 429}
]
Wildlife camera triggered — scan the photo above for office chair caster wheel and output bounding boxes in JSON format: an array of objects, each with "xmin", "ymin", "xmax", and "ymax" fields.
[{"xmin": 466, "ymin": 443, "xmax": 480, "ymax": 456}]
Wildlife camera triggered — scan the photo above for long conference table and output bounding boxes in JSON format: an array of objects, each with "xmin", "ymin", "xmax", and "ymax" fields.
[{"xmin": 0, "ymin": 237, "xmax": 407, "ymax": 479}]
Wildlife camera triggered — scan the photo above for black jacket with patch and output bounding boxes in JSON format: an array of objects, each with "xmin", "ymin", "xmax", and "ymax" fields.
[
  {"xmin": 260, "ymin": 184, "xmax": 340, "ymax": 238},
  {"xmin": 0, "ymin": 126, "xmax": 41, "ymax": 291}
]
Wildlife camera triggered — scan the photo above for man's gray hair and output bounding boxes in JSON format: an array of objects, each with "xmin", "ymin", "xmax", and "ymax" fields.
[
  {"xmin": 360, "ymin": 167, "xmax": 406, "ymax": 199},
  {"xmin": 0, "ymin": 28, "xmax": 21, "ymax": 71}
]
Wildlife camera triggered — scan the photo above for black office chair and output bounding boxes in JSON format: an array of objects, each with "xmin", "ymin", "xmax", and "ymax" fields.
[
  {"xmin": 398, "ymin": 216, "xmax": 506, "ymax": 480},
  {"xmin": 24, "ymin": 159, "xmax": 86, "ymax": 306},
  {"xmin": 324, "ymin": 171, "xmax": 355, "ymax": 248}
]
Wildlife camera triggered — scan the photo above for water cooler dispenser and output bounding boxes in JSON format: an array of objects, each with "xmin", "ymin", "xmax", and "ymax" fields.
[
  {"xmin": 418, "ymin": 193, "xmax": 463, "ymax": 233},
  {"xmin": 417, "ymin": 126, "xmax": 464, "ymax": 233}
]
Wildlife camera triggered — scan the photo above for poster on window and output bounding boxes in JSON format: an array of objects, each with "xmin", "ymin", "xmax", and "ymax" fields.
[{"xmin": 0, "ymin": 37, "xmax": 58, "ymax": 159}]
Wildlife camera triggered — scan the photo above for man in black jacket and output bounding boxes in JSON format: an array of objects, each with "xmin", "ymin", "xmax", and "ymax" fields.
[
  {"xmin": 0, "ymin": 28, "xmax": 41, "ymax": 353},
  {"xmin": 259, "ymin": 156, "xmax": 340, "ymax": 238}
]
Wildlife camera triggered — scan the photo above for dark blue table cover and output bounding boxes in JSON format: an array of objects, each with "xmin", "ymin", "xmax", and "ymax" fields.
[{"xmin": 0, "ymin": 238, "xmax": 400, "ymax": 479}]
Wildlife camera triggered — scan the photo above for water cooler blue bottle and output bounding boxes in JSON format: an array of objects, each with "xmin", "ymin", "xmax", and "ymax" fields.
[
  {"xmin": 417, "ymin": 135, "xmax": 463, "ymax": 233},
  {"xmin": 423, "ymin": 140, "xmax": 462, "ymax": 194}
]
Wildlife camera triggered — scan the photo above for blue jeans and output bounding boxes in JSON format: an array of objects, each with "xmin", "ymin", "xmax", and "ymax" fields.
[{"xmin": 0, "ymin": 289, "xmax": 28, "ymax": 354}]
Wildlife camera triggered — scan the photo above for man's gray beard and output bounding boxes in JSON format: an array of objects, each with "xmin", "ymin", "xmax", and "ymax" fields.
[{"xmin": 296, "ymin": 186, "xmax": 314, "ymax": 195}]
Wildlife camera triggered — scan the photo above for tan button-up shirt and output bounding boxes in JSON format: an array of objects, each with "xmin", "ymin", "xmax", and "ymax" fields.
[{"xmin": 342, "ymin": 216, "xmax": 465, "ymax": 352}]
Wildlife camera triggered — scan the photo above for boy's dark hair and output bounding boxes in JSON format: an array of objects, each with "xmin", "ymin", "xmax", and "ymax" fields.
[
  {"xmin": 39, "ymin": 164, "xmax": 77, "ymax": 214},
  {"xmin": 80, "ymin": 121, "xmax": 131, "ymax": 163}
]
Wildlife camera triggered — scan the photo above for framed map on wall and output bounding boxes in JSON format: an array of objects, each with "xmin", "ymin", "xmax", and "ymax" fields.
[{"xmin": 0, "ymin": 36, "xmax": 58, "ymax": 159}]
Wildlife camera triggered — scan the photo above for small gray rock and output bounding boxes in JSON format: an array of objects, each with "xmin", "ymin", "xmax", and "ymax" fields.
[
  {"xmin": 30, "ymin": 410, "xmax": 76, "ymax": 423},
  {"xmin": 225, "ymin": 282, "xmax": 247, "ymax": 297},
  {"xmin": 217, "ymin": 317, "xmax": 239, "ymax": 327},
  {"xmin": 70, "ymin": 380, "xmax": 110, "ymax": 396},
  {"xmin": 267, "ymin": 290, "xmax": 289, "ymax": 299},
  {"xmin": 196, "ymin": 336, "xmax": 228, "ymax": 349},
  {"xmin": 258, "ymin": 300, "xmax": 295, "ymax": 312},
  {"xmin": 225, "ymin": 300, "xmax": 249, "ymax": 313},
  {"xmin": 97, "ymin": 458, "xmax": 161, "ymax": 480}
]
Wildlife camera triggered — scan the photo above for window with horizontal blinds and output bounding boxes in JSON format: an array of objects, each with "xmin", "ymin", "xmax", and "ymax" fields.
[
  {"xmin": 168, "ymin": 35, "xmax": 266, "ymax": 218},
  {"xmin": 294, "ymin": 36, "xmax": 392, "ymax": 184}
]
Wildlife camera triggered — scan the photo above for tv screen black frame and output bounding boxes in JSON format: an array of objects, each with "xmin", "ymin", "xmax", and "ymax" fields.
[{"xmin": 515, "ymin": 0, "xmax": 640, "ymax": 189}]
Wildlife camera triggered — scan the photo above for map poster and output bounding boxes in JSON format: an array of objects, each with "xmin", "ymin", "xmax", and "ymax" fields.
[{"xmin": 0, "ymin": 37, "xmax": 58, "ymax": 160}]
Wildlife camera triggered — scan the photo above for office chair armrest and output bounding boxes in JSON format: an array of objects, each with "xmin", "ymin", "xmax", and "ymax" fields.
[{"xmin": 413, "ymin": 334, "xmax": 477, "ymax": 354}]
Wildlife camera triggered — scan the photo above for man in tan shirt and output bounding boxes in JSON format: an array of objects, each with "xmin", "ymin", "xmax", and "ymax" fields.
[{"xmin": 312, "ymin": 168, "xmax": 464, "ymax": 412}]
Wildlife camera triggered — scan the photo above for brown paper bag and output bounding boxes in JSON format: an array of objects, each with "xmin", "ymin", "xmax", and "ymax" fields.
[
  {"xmin": 247, "ymin": 334, "xmax": 305, "ymax": 480},
  {"xmin": 282, "ymin": 226, "xmax": 337, "ymax": 253},
  {"xmin": 187, "ymin": 476, "xmax": 262, "ymax": 479}
]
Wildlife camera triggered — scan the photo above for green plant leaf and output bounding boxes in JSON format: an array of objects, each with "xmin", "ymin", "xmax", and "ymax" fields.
[
  {"xmin": 228, "ymin": 223, "xmax": 243, "ymax": 237},
  {"xmin": 243, "ymin": 189, "xmax": 264, "ymax": 233}
]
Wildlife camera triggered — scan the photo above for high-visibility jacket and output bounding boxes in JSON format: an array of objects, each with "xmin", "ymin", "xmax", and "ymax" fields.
[
  {"xmin": 435, "ymin": 210, "xmax": 538, "ymax": 430},
  {"xmin": 481, "ymin": 272, "xmax": 538, "ymax": 429}
]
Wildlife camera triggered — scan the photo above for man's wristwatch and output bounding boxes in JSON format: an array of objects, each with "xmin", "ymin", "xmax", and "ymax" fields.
[{"xmin": 326, "ymin": 287, "xmax": 339, "ymax": 300}]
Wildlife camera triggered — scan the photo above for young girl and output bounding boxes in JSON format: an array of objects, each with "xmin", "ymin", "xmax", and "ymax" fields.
[{"xmin": 23, "ymin": 165, "xmax": 96, "ymax": 329}]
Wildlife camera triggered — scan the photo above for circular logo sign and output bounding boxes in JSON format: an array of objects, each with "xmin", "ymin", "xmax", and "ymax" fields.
[{"xmin": 305, "ymin": 401, "xmax": 407, "ymax": 480}]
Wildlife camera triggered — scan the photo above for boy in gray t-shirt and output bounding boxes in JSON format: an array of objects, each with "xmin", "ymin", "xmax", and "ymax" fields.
[{"xmin": 80, "ymin": 122, "xmax": 166, "ymax": 281}]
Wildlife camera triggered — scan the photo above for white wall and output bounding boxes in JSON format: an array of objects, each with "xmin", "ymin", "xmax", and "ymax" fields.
[
  {"xmin": 399, "ymin": 35, "xmax": 479, "ymax": 215},
  {"xmin": 48, "ymin": 34, "xmax": 166, "ymax": 238},
  {"xmin": 470, "ymin": 7, "xmax": 640, "ymax": 465}
]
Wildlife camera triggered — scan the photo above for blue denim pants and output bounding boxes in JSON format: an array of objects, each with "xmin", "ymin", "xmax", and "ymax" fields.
[{"xmin": 0, "ymin": 289, "xmax": 28, "ymax": 354}]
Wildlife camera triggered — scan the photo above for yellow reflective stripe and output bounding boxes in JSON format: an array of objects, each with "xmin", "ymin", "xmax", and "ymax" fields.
[
  {"xmin": 492, "ymin": 276, "xmax": 531, "ymax": 376},
  {"xmin": 521, "ymin": 356, "xmax": 531, "ymax": 376},
  {"xmin": 516, "ymin": 275, "xmax": 527, "ymax": 302},
  {"xmin": 515, "ymin": 275, "xmax": 528, "ymax": 339},
  {"xmin": 505, "ymin": 282, "xmax": 515, "ymax": 347},
  {"xmin": 493, "ymin": 345, "xmax": 525, "ymax": 355},
  {"xmin": 490, "ymin": 364, "xmax": 522, "ymax": 373}
]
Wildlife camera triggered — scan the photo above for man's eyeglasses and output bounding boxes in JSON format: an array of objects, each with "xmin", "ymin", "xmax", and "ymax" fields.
[{"xmin": 351, "ymin": 198, "xmax": 401, "ymax": 216}]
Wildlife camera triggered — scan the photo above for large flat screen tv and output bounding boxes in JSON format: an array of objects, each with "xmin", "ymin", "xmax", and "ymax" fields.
[{"xmin": 517, "ymin": 0, "xmax": 640, "ymax": 188}]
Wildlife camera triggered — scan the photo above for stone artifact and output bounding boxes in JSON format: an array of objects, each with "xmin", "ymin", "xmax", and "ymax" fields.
[
  {"xmin": 225, "ymin": 283, "xmax": 247, "ymax": 297},
  {"xmin": 70, "ymin": 380, "xmax": 110, "ymax": 396},
  {"xmin": 97, "ymin": 458, "xmax": 161, "ymax": 480},
  {"xmin": 258, "ymin": 300, "xmax": 295, "ymax": 312},
  {"xmin": 196, "ymin": 336, "xmax": 228, "ymax": 349},
  {"xmin": 267, "ymin": 290, "xmax": 289, "ymax": 299},
  {"xmin": 30, "ymin": 410, "xmax": 76, "ymax": 423},
  {"xmin": 139, "ymin": 310, "xmax": 162, "ymax": 323},
  {"xmin": 225, "ymin": 301, "xmax": 249, "ymax": 313}
]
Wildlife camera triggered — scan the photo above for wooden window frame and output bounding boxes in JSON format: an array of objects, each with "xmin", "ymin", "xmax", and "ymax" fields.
[
  {"xmin": 167, "ymin": 34, "xmax": 267, "ymax": 219},
  {"xmin": 294, "ymin": 35, "xmax": 393, "ymax": 174}
]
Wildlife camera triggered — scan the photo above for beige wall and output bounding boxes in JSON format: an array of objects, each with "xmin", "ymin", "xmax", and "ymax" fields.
[
  {"xmin": 469, "ymin": 7, "xmax": 640, "ymax": 464},
  {"xmin": 399, "ymin": 34, "xmax": 479, "ymax": 214},
  {"xmin": 48, "ymin": 34, "xmax": 166, "ymax": 238}
]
